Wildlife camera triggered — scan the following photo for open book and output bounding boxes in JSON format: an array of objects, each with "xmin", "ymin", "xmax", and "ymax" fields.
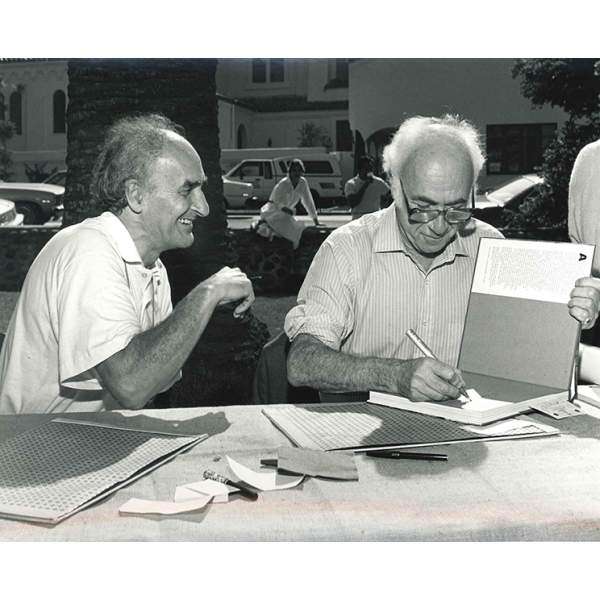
[{"xmin": 369, "ymin": 238, "xmax": 594, "ymax": 426}]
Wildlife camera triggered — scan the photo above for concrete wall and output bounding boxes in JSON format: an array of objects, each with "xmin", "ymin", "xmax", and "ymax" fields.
[{"xmin": 0, "ymin": 60, "xmax": 68, "ymax": 180}]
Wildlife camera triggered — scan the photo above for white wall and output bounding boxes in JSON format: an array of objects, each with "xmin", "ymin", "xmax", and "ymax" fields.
[
  {"xmin": 348, "ymin": 58, "xmax": 568, "ymax": 188},
  {"xmin": 216, "ymin": 59, "xmax": 307, "ymax": 99},
  {"xmin": 0, "ymin": 60, "xmax": 68, "ymax": 180},
  {"xmin": 250, "ymin": 110, "xmax": 347, "ymax": 148}
]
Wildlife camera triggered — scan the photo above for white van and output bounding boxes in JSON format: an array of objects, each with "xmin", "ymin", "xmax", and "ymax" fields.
[{"xmin": 224, "ymin": 154, "xmax": 343, "ymax": 208}]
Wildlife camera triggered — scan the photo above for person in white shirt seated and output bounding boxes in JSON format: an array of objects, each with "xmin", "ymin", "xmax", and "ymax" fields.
[
  {"xmin": 0, "ymin": 113, "xmax": 255, "ymax": 414},
  {"xmin": 255, "ymin": 158, "xmax": 320, "ymax": 249}
]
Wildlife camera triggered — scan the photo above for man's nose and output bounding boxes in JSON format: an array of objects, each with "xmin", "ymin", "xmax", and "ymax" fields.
[
  {"xmin": 190, "ymin": 187, "xmax": 209, "ymax": 217},
  {"xmin": 430, "ymin": 212, "xmax": 451, "ymax": 234}
]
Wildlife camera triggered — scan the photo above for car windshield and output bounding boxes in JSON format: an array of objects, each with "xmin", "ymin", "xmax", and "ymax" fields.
[{"xmin": 486, "ymin": 175, "xmax": 542, "ymax": 207}]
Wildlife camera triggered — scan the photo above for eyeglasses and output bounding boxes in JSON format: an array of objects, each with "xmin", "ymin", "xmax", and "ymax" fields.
[{"xmin": 399, "ymin": 179, "xmax": 474, "ymax": 225}]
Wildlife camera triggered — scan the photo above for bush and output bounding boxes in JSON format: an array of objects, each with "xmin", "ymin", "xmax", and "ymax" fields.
[
  {"xmin": 503, "ymin": 118, "xmax": 600, "ymax": 231},
  {"xmin": 24, "ymin": 162, "xmax": 58, "ymax": 183}
]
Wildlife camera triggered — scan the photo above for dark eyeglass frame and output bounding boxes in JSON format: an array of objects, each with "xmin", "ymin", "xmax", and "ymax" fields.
[{"xmin": 399, "ymin": 178, "xmax": 475, "ymax": 225}]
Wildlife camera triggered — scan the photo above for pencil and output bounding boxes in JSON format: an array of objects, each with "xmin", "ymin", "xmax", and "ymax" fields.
[
  {"xmin": 203, "ymin": 469, "xmax": 259, "ymax": 501},
  {"xmin": 405, "ymin": 328, "xmax": 471, "ymax": 402}
]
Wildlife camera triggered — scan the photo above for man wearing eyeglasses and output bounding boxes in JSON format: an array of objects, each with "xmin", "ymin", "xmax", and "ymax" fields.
[{"xmin": 283, "ymin": 114, "xmax": 600, "ymax": 402}]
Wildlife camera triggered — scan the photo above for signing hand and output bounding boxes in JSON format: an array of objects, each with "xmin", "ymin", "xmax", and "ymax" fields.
[
  {"xmin": 202, "ymin": 266, "xmax": 255, "ymax": 317},
  {"xmin": 403, "ymin": 358, "xmax": 466, "ymax": 402},
  {"xmin": 568, "ymin": 277, "xmax": 600, "ymax": 329}
]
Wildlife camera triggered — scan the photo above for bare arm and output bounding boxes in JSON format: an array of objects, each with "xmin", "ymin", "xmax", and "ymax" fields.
[
  {"xmin": 345, "ymin": 177, "xmax": 372, "ymax": 208},
  {"xmin": 287, "ymin": 333, "xmax": 466, "ymax": 402},
  {"xmin": 95, "ymin": 267, "xmax": 254, "ymax": 409}
]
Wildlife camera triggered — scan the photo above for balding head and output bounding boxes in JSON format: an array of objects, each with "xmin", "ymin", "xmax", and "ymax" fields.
[
  {"xmin": 382, "ymin": 114, "xmax": 484, "ymax": 186},
  {"xmin": 402, "ymin": 134, "xmax": 475, "ymax": 196}
]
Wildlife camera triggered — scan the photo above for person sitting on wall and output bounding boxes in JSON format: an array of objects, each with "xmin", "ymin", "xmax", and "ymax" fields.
[
  {"xmin": 344, "ymin": 155, "xmax": 391, "ymax": 219},
  {"xmin": 254, "ymin": 158, "xmax": 320, "ymax": 249},
  {"xmin": 0, "ymin": 113, "xmax": 255, "ymax": 414},
  {"xmin": 284, "ymin": 114, "xmax": 600, "ymax": 402}
]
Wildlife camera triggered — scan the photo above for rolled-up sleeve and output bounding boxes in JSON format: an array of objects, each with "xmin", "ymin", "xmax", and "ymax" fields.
[{"xmin": 284, "ymin": 236, "xmax": 355, "ymax": 350}]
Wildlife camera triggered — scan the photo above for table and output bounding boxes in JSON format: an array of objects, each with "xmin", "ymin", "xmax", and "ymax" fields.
[{"xmin": 1, "ymin": 403, "xmax": 600, "ymax": 541}]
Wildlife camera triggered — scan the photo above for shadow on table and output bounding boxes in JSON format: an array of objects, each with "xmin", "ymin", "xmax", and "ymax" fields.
[
  {"xmin": 297, "ymin": 402, "xmax": 490, "ymax": 478},
  {"xmin": 0, "ymin": 411, "xmax": 231, "ymax": 488}
]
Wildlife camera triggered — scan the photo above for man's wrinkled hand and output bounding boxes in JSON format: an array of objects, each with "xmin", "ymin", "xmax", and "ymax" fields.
[
  {"xmin": 569, "ymin": 277, "xmax": 600, "ymax": 330},
  {"xmin": 406, "ymin": 358, "xmax": 465, "ymax": 402},
  {"xmin": 203, "ymin": 266, "xmax": 255, "ymax": 317}
]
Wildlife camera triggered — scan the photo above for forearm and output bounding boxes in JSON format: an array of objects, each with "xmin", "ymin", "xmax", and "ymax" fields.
[
  {"xmin": 346, "ymin": 181, "xmax": 370, "ymax": 208},
  {"xmin": 97, "ymin": 283, "xmax": 219, "ymax": 408},
  {"xmin": 287, "ymin": 334, "xmax": 413, "ymax": 395}
]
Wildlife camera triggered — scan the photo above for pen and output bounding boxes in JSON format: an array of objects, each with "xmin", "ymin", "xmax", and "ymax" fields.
[
  {"xmin": 366, "ymin": 450, "xmax": 448, "ymax": 461},
  {"xmin": 203, "ymin": 469, "xmax": 259, "ymax": 501},
  {"xmin": 405, "ymin": 328, "xmax": 471, "ymax": 402}
]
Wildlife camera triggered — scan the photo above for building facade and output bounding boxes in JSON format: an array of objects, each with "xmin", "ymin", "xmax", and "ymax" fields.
[
  {"xmin": 0, "ymin": 58, "xmax": 567, "ymax": 191},
  {"xmin": 348, "ymin": 58, "xmax": 568, "ymax": 190},
  {"xmin": 0, "ymin": 59, "xmax": 68, "ymax": 180}
]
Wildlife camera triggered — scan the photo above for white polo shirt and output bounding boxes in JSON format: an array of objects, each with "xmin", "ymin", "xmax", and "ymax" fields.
[{"xmin": 0, "ymin": 212, "xmax": 174, "ymax": 414}]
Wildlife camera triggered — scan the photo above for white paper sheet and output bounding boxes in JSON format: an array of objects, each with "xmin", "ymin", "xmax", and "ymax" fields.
[
  {"xmin": 465, "ymin": 388, "xmax": 508, "ymax": 410},
  {"xmin": 119, "ymin": 495, "xmax": 211, "ymax": 516},
  {"xmin": 226, "ymin": 455, "xmax": 304, "ymax": 491},
  {"xmin": 471, "ymin": 238, "xmax": 593, "ymax": 303},
  {"xmin": 462, "ymin": 418, "xmax": 558, "ymax": 436},
  {"xmin": 174, "ymin": 479, "xmax": 231, "ymax": 504}
]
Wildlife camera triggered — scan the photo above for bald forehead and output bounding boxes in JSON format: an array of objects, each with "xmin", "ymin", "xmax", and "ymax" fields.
[{"xmin": 402, "ymin": 135, "xmax": 474, "ymax": 187}]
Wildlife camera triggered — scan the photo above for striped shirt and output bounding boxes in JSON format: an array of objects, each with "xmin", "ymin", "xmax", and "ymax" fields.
[{"xmin": 284, "ymin": 205, "xmax": 503, "ymax": 367}]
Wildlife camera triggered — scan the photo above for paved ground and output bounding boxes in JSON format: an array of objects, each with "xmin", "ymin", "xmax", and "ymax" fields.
[{"xmin": 0, "ymin": 291, "xmax": 296, "ymax": 341}]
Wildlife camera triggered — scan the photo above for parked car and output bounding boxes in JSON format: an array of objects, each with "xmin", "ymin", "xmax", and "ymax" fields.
[
  {"xmin": 224, "ymin": 154, "xmax": 344, "ymax": 209},
  {"xmin": 0, "ymin": 181, "xmax": 64, "ymax": 224},
  {"xmin": 474, "ymin": 174, "xmax": 544, "ymax": 227},
  {"xmin": 0, "ymin": 198, "xmax": 24, "ymax": 227},
  {"xmin": 222, "ymin": 176, "xmax": 259, "ymax": 209},
  {"xmin": 45, "ymin": 170, "xmax": 257, "ymax": 210}
]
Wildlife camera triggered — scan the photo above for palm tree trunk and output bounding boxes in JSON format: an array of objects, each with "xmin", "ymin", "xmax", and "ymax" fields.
[{"xmin": 64, "ymin": 59, "xmax": 268, "ymax": 407}]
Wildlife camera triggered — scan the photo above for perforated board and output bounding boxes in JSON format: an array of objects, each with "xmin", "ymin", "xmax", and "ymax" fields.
[
  {"xmin": 0, "ymin": 420, "xmax": 205, "ymax": 524},
  {"xmin": 263, "ymin": 403, "xmax": 555, "ymax": 451}
]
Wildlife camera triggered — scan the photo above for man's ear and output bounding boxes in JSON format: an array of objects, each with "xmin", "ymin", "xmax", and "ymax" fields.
[{"xmin": 124, "ymin": 179, "xmax": 143, "ymax": 214}]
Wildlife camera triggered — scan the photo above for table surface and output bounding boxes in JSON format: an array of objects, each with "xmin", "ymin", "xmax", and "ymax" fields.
[{"xmin": 1, "ymin": 402, "xmax": 600, "ymax": 541}]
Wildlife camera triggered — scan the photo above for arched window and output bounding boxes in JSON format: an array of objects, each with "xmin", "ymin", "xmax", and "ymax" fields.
[
  {"xmin": 9, "ymin": 91, "xmax": 22, "ymax": 135},
  {"xmin": 53, "ymin": 90, "xmax": 66, "ymax": 133},
  {"xmin": 0, "ymin": 93, "xmax": 5, "ymax": 121}
]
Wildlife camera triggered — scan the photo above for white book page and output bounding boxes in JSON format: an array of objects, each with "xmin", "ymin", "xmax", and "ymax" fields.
[{"xmin": 471, "ymin": 239, "xmax": 593, "ymax": 303}]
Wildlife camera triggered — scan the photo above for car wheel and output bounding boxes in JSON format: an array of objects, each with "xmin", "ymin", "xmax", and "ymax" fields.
[{"xmin": 16, "ymin": 202, "xmax": 43, "ymax": 225}]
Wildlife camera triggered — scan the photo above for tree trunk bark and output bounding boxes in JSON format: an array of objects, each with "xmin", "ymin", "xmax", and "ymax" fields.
[{"xmin": 64, "ymin": 59, "xmax": 269, "ymax": 407}]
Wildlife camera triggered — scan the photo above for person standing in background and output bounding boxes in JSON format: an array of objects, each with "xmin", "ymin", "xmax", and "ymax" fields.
[{"xmin": 344, "ymin": 155, "xmax": 391, "ymax": 219}]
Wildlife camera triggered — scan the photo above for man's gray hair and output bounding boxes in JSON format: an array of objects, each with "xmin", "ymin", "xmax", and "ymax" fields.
[
  {"xmin": 90, "ymin": 113, "xmax": 184, "ymax": 213},
  {"xmin": 382, "ymin": 114, "xmax": 485, "ymax": 181}
]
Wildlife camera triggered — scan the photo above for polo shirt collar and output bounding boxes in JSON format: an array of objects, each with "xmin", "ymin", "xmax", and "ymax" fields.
[
  {"xmin": 372, "ymin": 204, "xmax": 471, "ymax": 259},
  {"xmin": 98, "ymin": 211, "xmax": 161, "ymax": 268}
]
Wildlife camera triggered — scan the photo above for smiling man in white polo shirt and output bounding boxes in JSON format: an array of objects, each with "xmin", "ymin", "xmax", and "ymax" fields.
[{"xmin": 0, "ymin": 113, "xmax": 255, "ymax": 414}]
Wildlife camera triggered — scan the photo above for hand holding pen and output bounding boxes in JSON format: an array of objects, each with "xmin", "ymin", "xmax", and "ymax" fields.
[{"xmin": 405, "ymin": 329, "xmax": 471, "ymax": 403}]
